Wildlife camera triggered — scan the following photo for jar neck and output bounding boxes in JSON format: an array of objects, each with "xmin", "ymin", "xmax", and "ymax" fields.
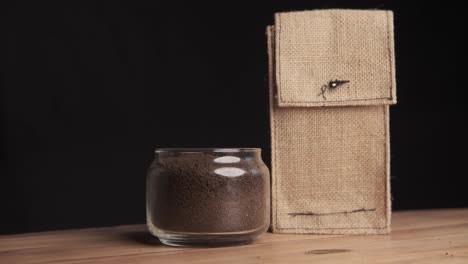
[{"xmin": 155, "ymin": 148, "xmax": 262, "ymax": 160}]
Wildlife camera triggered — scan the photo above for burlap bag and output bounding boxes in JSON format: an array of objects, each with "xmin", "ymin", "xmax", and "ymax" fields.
[{"xmin": 267, "ymin": 10, "xmax": 396, "ymax": 234}]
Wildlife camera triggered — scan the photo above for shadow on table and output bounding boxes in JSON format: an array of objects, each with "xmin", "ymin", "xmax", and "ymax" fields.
[{"xmin": 119, "ymin": 230, "xmax": 163, "ymax": 246}]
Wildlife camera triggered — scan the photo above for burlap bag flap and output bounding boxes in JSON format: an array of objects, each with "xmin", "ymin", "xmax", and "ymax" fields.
[{"xmin": 274, "ymin": 10, "xmax": 396, "ymax": 107}]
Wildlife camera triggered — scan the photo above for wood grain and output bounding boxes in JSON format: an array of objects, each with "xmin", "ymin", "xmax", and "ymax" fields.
[{"xmin": 1, "ymin": 209, "xmax": 467, "ymax": 263}]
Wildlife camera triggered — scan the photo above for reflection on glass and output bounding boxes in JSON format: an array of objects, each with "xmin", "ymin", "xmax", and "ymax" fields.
[
  {"xmin": 214, "ymin": 167, "xmax": 246, "ymax": 177},
  {"xmin": 214, "ymin": 156, "xmax": 241, "ymax": 164}
]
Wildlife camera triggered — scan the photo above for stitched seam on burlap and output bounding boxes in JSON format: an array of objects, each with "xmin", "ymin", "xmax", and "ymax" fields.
[
  {"xmin": 280, "ymin": 97, "xmax": 392, "ymax": 104},
  {"xmin": 384, "ymin": 106, "xmax": 389, "ymax": 229},
  {"xmin": 277, "ymin": 15, "xmax": 284, "ymax": 106},
  {"xmin": 274, "ymin": 103, "xmax": 278, "ymax": 230},
  {"xmin": 386, "ymin": 11, "xmax": 394, "ymax": 101},
  {"xmin": 277, "ymin": 226, "xmax": 388, "ymax": 230},
  {"xmin": 383, "ymin": 106, "xmax": 388, "ymax": 229}
]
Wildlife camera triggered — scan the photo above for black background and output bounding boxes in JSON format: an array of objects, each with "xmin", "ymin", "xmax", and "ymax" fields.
[{"xmin": 1, "ymin": 1, "xmax": 465, "ymax": 234}]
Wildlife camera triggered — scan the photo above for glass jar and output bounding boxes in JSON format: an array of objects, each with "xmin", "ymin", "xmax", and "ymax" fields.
[{"xmin": 146, "ymin": 148, "xmax": 270, "ymax": 247}]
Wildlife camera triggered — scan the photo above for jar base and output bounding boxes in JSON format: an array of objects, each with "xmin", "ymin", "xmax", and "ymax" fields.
[
  {"xmin": 159, "ymin": 237, "xmax": 253, "ymax": 247},
  {"xmin": 155, "ymin": 232, "xmax": 259, "ymax": 247}
]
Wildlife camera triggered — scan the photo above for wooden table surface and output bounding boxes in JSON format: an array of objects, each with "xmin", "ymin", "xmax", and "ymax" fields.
[{"xmin": 1, "ymin": 209, "xmax": 467, "ymax": 264}]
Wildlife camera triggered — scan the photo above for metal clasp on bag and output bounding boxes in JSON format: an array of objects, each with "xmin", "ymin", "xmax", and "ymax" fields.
[{"xmin": 318, "ymin": 80, "xmax": 350, "ymax": 100}]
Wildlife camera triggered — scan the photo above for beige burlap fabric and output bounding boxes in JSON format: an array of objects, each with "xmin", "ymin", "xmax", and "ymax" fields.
[{"xmin": 268, "ymin": 10, "xmax": 396, "ymax": 234}]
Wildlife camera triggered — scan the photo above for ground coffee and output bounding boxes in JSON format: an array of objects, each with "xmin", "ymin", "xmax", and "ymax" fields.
[{"xmin": 147, "ymin": 153, "xmax": 267, "ymax": 233}]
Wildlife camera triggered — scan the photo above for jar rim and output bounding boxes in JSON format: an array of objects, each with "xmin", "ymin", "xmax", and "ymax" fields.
[{"xmin": 155, "ymin": 148, "xmax": 261, "ymax": 153}]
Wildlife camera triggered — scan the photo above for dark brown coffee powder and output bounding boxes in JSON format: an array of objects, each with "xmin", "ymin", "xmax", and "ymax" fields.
[{"xmin": 147, "ymin": 153, "xmax": 267, "ymax": 233}]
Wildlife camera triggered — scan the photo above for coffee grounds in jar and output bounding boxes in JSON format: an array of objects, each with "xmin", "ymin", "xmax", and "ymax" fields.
[{"xmin": 148, "ymin": 153, "xmax": 266, "ymax": 233}]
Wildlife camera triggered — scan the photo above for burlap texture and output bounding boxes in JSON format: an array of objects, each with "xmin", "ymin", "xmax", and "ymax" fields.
[
  {"xmin": 274, "ymin": 10, "xmax": 396, "ymax": 107},
  {"xmin": 267, "ymin": 10, "xmax": 396, "ymax": 234}
]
